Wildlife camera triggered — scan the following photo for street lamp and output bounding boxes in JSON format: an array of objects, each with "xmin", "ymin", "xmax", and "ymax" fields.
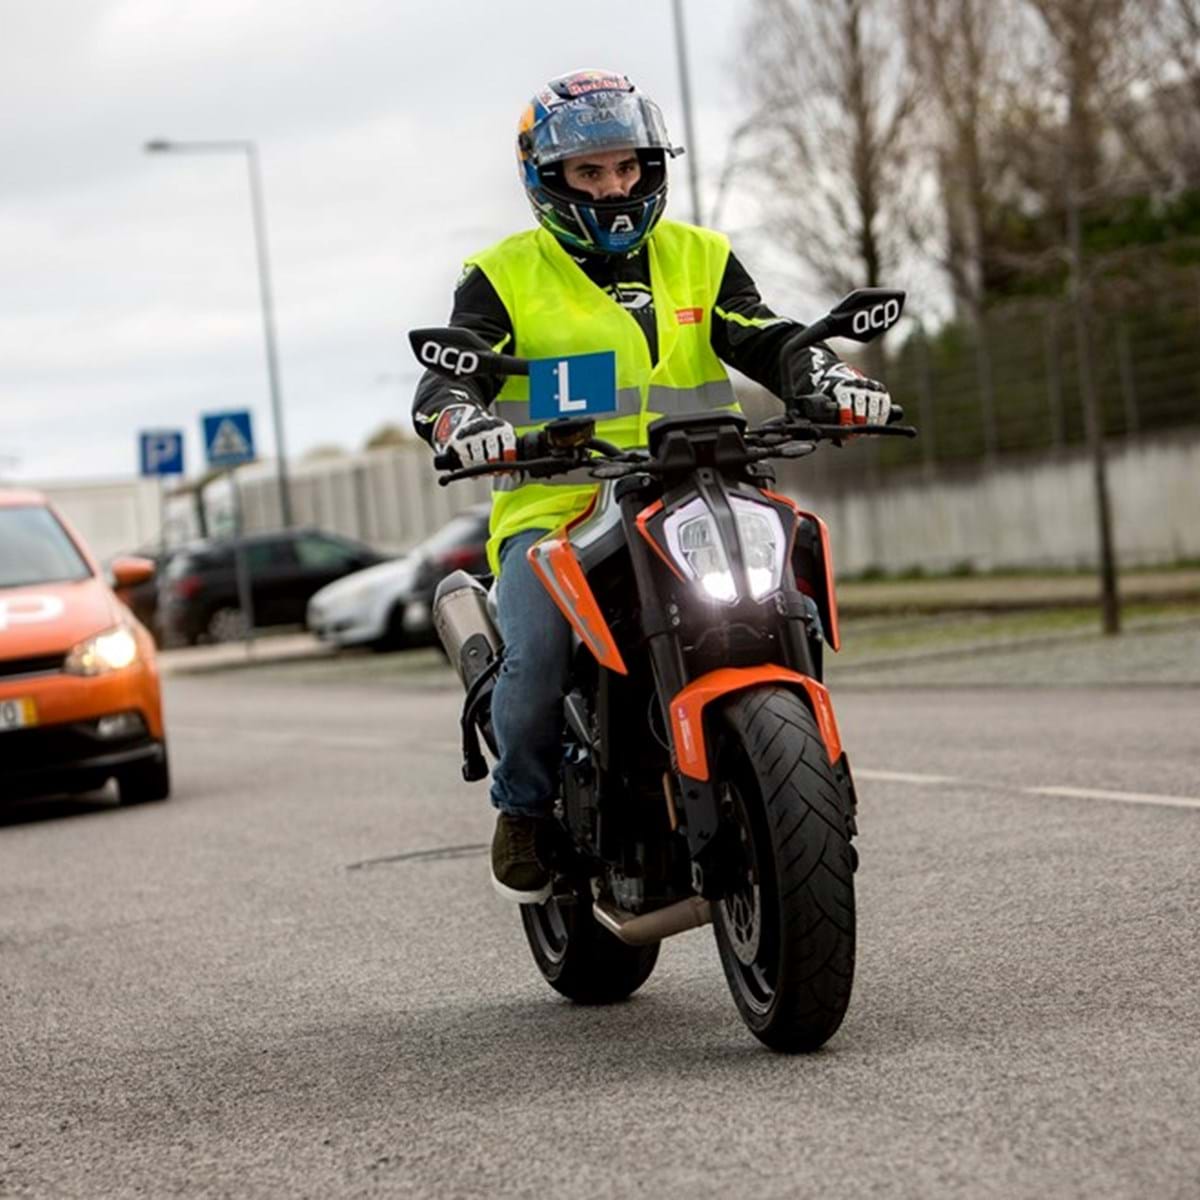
[
  {"xmin": 144, "ymin": 138, "xmax": 294, "ymax": 527},
  {"xmin": 670, "ymin": 0, "xmax": 703, "ymax": 226}
]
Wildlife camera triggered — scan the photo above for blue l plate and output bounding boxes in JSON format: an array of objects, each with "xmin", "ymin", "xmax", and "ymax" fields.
[{"xmin": 528, "ymin": 351, "xmax": 618, "ymax": 422}]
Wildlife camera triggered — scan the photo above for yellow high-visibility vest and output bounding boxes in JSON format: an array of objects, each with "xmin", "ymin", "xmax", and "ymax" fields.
[{"xmin": 464, "ymin": 219, "xmax": 741, "ymax": 572}]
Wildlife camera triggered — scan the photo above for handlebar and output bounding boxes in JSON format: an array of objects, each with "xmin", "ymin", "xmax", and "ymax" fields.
[{"xmin": 433, "ymin": 407, "xmax": 916, "ymax": 485}]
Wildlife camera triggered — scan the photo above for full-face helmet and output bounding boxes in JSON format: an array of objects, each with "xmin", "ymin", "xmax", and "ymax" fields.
[{"xmin": 517, "ymin": 69, "xmax": 681, "ymax": 256}]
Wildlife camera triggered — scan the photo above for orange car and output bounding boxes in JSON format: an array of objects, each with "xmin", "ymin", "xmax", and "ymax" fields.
[{"xmin": 0, "ymin": 489, "xmax": 169, "ymax": 804}]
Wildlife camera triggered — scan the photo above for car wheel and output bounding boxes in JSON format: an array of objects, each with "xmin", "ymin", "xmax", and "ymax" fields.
[
  {"xmin": 118, "ymin": 748, "xmax": 171, "ymax": 804},
  {"xmin": 206, "ymin": 606, "xmax": 251, "ymax": 643},
  {"xmin": 371, "ymin": 602, "xmax": 409, "ymax": 653}
]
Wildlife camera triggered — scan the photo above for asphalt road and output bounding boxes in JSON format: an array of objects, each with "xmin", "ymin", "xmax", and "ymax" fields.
[{"xmin": 2, "ymin": 663, "xmax": 1198, "ymax": 1199}]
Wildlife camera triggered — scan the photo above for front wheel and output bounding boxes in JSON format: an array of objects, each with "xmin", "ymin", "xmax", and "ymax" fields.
[
  {"xmin": 520, "ymin": 880, "xmax": 659, "ymax": 1005},
  {"xmin": 713, "ymin": 688, "xmax": 855, "ymax": 1052}
]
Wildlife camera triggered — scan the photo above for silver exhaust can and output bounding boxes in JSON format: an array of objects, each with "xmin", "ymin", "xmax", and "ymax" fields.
[{"xmin": 433, "ymin": 570, "xmax": 501, "ymax": 691}]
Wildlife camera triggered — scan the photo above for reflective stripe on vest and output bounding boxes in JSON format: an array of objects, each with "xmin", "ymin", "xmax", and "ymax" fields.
[
  {"xmin": 466, "ymin": 219, "xmax": 741, "ymax": 571},
  {"xmin": 493, "ymin": 379, "xmax": 737, "ymax": 426}
]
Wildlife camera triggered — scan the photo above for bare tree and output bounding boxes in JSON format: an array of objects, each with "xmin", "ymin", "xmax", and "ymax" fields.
[
  {"xmin": 1135, "ymin": 0, "xmax": 1200, "ymax": 185},
  {"xmin": 1019, "ymin": 0, "xmax": 1147, "ymax": 634},
  {"xmin": 899, "ymin": 0, "xmax": 1039, "ymax": 456},
  {"xmin": 900, "ymin": 0, "xmax": 1034, "ymax": 316},
  {"xmin": 738, "ymin": 0, "xmax": 920, "ymax": 302}
]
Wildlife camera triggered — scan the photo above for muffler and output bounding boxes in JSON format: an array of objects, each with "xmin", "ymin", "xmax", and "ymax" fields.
[
  {"xmin": 433, "ymin": 570, "xmax": 501, "ymax": 690},
  {"xmin": 592, "ymin": 896, "xmax": 712, "ymax": 946}
]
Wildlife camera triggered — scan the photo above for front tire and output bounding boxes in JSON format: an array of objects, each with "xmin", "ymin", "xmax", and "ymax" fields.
[
  {"xmin": 521, "ymin": 881, "xmax": 659, "ymax": 1005},
  {"xmin": 713, "ymin": 688, "xmax": 855, "ymax": 1052}
]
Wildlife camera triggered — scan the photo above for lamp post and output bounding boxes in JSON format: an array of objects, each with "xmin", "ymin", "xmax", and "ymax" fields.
[
  {"xmin": 144, "ymin": 138, "xmax": 294, "ymax": 527},
  {"xmin": 670, "ymin": 0, "xmax": 703, "ymax": 226}
]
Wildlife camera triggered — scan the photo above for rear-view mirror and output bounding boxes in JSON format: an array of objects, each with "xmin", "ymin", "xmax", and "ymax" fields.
[
  {"xmin": 408, "ymin": 327, "xmax": 530, "ymax": 379},
  {"xmin": 824, "ymin": 289, "xmax": 906, "ymax": 343},
  {"xmin": 109, "ymin": 555, "xmax": 155, "ymax": 589}
]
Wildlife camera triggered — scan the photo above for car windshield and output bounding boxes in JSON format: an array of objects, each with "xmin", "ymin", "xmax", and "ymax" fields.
[
  {"xmin": 416, "ymin": 513, "xmax": 486, "ymax": 558},
  {"xmin": 0, "ymin": 506, "xmax": 93, "ymax": 588}
]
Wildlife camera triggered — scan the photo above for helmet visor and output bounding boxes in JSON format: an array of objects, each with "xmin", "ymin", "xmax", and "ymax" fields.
[{"xmin": 526, "ymin": 92, "xmax": 677, "ymax": 167}]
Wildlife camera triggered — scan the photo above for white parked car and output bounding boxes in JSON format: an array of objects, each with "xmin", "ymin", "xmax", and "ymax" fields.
[{"xmin": 307, "ymin": 505, "xmax": 490, "ymax": 651}]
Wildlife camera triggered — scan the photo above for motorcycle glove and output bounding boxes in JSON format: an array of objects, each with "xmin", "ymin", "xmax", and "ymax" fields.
[
  {"xmin": 809, "ymin": 351, "xmax": 892, "ymax": 426},
  {"xmin": 433, "ymin": 401, "xmax": 517, "ymax": 465}
]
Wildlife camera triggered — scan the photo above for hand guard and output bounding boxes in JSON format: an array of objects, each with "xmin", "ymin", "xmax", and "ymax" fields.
[
  {"xmin": 811, "ymin": 356, "xmax": 892, "ymax": 426},
  {"xmin": 433, "ymin": 403, "xmax": 517, "ymax": 465}
]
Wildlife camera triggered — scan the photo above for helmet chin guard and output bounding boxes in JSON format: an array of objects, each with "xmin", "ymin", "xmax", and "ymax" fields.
[{"xmin": 517, "ymin": 69, "xmax": 682, "ymax": 255}]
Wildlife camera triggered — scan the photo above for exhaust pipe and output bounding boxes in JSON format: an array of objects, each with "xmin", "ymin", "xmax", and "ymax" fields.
[
  {"xmin": 592, "ymin": 896, "xmax": 712, "ymax": 946},
  {"xmin": 434, "ymin": 571, "xmax": 501, "ymax": 690}
]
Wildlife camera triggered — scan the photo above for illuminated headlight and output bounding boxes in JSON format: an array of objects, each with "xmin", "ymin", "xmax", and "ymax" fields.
[
  {"xmin": 64, "ymin": 626, "xmax": 140, "ymax": 676},
  {"xmin": 730, "ymin": 497, "xmax": 788, "ymax": 599},
  {"xmin": 662, "ymin": 497, "xmax": 788, "ymax": 603}
]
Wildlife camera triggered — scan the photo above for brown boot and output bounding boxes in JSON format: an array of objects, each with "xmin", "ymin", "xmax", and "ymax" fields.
[{"xmin": 490, "ymin": 813, "xmax": 551, "ymax": 904}]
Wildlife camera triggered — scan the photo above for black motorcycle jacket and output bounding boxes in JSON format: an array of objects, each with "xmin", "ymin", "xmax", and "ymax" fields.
[{"xmin": 412, "ymin": 240, "xmax": 839, "ymax": 445}]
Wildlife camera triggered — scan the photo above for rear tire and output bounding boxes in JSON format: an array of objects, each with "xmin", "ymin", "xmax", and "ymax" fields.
[
  {"xmin": 713, "ymin": 688, "xmax": 855, "ymax": 1052},
  {"xmin": 118, "ymin": 748, "xmax": 171, "ymax": 804},
  {"xmin": 521, "ymin": 881, "xmax": 659, "ymax": 1004}
]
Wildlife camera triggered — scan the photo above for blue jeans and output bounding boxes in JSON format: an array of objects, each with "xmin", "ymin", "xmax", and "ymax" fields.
[{"xmin": 489, "ymin": 530, "xmax": 573, "ymax": 818}]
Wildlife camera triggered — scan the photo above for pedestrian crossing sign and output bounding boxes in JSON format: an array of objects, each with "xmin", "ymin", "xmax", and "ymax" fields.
[{"xmin": 202, "ymin": 410, "xmax": 256, "ymax": 468}]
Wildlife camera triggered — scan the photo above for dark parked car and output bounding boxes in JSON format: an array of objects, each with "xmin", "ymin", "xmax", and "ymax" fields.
[{"xmin": 159, "ymin": 528, "xmax": 384, "ymax": 645}]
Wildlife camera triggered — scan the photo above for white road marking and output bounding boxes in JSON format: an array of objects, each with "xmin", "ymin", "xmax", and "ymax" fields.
[
  {"xmin": 857, "ymin": 766, "xmax": 1199, "ymax": 812},
  {"xmin": 171, "ymin": 727, "xmax": 1199, "ymax": 811},
  {"xmin": 855, "ymin": 768, "xmax": 963, "ymax": 786},
  {"xmin": 1023, "ymin": 785, "xmax": 1200, "ymax": 811}
]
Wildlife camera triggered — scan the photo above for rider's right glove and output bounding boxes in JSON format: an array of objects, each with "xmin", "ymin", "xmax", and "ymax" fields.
[{"xmin": 432, "ymin": 402, "xmax": 517, "ymax": 465}]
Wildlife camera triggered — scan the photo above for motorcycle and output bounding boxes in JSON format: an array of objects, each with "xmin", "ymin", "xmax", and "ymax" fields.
[{"xmin": 409, "ymin": 289, "xmax": 915, "ymax": 1052}]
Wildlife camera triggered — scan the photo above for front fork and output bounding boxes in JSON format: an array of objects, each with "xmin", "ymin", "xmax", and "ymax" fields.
[{"xmin": 616, "ymin": 484, "xmax": 844, "ymax": 899}]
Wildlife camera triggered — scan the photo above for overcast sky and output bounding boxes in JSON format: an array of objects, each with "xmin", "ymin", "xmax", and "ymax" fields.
[{"xmin": 0, "ymin": 0, "xmax": 808, "ymax": 484}]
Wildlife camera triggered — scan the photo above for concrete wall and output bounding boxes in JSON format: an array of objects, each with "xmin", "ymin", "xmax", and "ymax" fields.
[
  {"xmin": 30, "ymin": 429, "xmax": 1199, "ymax": 573},
  {"xmin": 195, "ymin": 444, "xmax": 492, "ymax": 555},
  {"xmin": 786, "ymin": 429, "xmax": 1200, "ymax": 576},
  {"xmin": 30, "ymin": 477, "xmax": 164, "ymax": 564}
]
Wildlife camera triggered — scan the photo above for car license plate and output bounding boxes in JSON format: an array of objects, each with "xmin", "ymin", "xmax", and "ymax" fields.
[{"xmin": 0, "ymin": 697, "xmax": 37, "ymax": 731}]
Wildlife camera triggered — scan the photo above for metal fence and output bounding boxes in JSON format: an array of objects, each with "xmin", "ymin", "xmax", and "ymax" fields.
[{"xmin": 772, "ymin": 263, "xmax": 1200, "ymax": 488}]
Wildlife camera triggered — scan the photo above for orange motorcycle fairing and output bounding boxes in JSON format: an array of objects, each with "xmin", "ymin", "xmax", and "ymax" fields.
[
  {"xmin": 669, "ymin": 665, "xmax": 843, "ymax": 782},
  {"xmin": 528, "ymin": 515, "xmax": 628, "ymax": 676},
  {"xmin": 764, "ymin": 490, "xmax": 841, "ymax": 653},
  {"xmin": 634, "ymin": 498, "xmax": 688, "ymax": 581}
]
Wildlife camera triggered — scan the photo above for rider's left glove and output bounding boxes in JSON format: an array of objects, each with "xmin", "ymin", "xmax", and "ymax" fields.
[
  {"xmin": 813, "ymin": 359, "xmax": 892, "ymax": 426},
  {"xmin": 434, "ymin": 402, "xmax": 517, "ymax": 465}
]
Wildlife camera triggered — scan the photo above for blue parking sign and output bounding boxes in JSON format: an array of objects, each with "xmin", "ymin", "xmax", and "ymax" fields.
[
  {"xmin": 529, "ymin": 351, "xmax": 617, "ymax": 422},
  {"xmin": 139, "ymin": 430, "xmax": 184, "ymax": 476}
]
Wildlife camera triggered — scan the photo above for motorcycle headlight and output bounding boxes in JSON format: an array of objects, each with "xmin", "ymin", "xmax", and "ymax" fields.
[
  {"xmin": 730, "ymin": 497, "xmax": 788, "ymax": 599},
  {"xmin": 676, "ymin": 508, "xmax": 736, "ymax": 602},
  {"xmin": 64, "ymin": 625, "xmax": 140, "ymax": 676},
  {"xmin": 662, "ymin": 497, "xmax": 787, "ymax": 603}
]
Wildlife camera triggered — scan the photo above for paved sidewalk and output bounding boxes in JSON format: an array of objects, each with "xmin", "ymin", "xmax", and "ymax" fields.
[
  {"xmin": 159, "ymin": 633, "xmax": 333, "ymax": 677},
  {"xmin": 158, "ymin": 569, "xmax": 1200, "ymax": 678}
]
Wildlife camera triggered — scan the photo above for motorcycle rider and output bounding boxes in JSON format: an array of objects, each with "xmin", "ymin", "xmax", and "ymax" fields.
[{"xmin": 412, "ymin": 68, "xmax": 892, "ymax": 904}]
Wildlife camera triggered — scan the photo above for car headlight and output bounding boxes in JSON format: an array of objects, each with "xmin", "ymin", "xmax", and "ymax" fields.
[
  {"xmin": 64, "ymin": 626, "xmax": 140, "ymax": 676},
  {"xmin": 663, "ymin": 497, "xmax": 787, "ymax": 603}
]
